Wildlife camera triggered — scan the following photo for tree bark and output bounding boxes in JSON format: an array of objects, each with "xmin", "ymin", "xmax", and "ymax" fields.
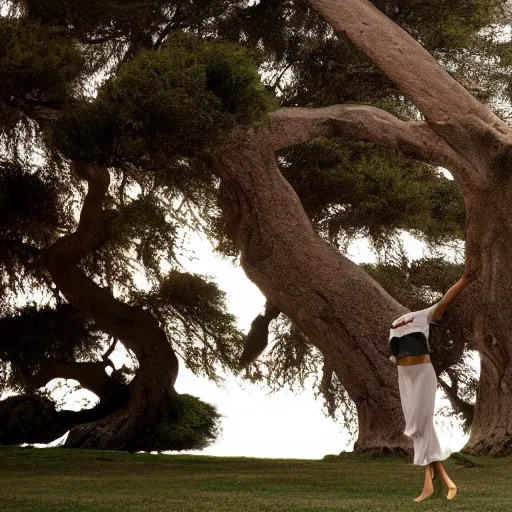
[
  {"xmin": 309, "ymin": 0, "xmax": 512, "ymax": 181},
  {"xmin": 462, "ymin": 195, "xmax": 512, "ymax": 454},
  {"xmin": 44, "ymin": 162, "xmax": 180, "ymax": 450},
  {"xmin": 213, "ymin": 131, "xmax": 412, "ymax": 452},
  {"xmin": 240, "ymin": 302, "xmax": 281, "ymax": 366},
  {"xmin": 269, "ymin": 105, "xmax": 466, "ymax": 174}
]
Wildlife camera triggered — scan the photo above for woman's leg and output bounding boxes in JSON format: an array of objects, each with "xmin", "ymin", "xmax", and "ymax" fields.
[
  {"xmin": 413, "ymin": 463, "xmax": 435, "ymax": 502},
  {"xmin": 432, "ymin": 461, "xmax": 457, "ymax": 499}
]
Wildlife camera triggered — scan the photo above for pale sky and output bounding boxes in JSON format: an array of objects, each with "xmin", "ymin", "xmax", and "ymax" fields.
[{"xmin": 45, "ymin": 230, "xmax": 471, "ymax": 459}]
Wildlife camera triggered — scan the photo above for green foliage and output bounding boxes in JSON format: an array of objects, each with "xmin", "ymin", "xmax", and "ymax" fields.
[
  {"xmin": 201, "ymin": 39, "xmax": 278, "ymax": 124},
  {"xmin": 0, "ymin": 161, "xmax": 64, "ymax": 245},
  {"xmin": 408, "ymin": 257, "xmax": 466, "ymax": 293},
  {"xmin": 152, "ymin": 270, "xmax": 233, "ymax": 318},
  {"xmin": 154, "ymin": 393, "xmax": 221, "ymax": 451},
  {"xmin": 281, "ymin": 36, "xmax": 396, "ymax": 108},
  {"xmin": 114, "ymin": 197, "xmax": 176, "ymax": 273},
  {"xmin": 0, "ymin": 304, "xmax": 102, "ymax": 389},
  {"xmin": 317, "ymin": 371, "xmax": 358, "ymax": 438},
  {"xmin": 220, "ymin": 0, "xmax": 508, "ymax": 110},
  {"xmin": 378, "ymin": 0, "xmax": 508, "ymax": 50},
  {"xmin": 0, "ymin": 161, "xmax": 74, "ymax": 293},
  {"xmin": 133, "ymin": 270, "xmax": 244, "ymax": 380},
  {"xmin": 87, "ymin": 195, "xmax": 177, "ymax": 286},
  {"xmin": 0, "ymin": 18, "xmax": 83, "ymax": 106},
  {"xmin": 0, "ymin": 393, "xmax": 64, "ymax": 445},
  {"xmin": 15, "ymin": 0, "xmax": 170, "ymax": 38},
  {"xmin": 361, "ymin": 256, "xmax": 465, "ymax": 311},
  {"xmin": 53, "ymin": 33, "xmax": 276, "ymax": 164},
  {"xmin": 265, "ymin": 320, "xmax": 322, "ymax": 392},
  {"xmin": 280, "ymin": 139, "xmax": 465, "ymax": 250},
  {"xmin": 262, "ymin": 317, "xmax": 357, "ymax": 435}
]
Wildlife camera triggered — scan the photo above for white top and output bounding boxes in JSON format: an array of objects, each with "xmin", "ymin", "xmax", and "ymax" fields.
[{"xmin": 389, "ymin": 303, "xmax": 439, "ymax": 342}]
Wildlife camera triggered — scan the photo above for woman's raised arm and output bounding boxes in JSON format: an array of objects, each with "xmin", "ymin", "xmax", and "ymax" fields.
[{"xmin": 430, "ymin": 256, "xmax": 480, "ymax": 322}]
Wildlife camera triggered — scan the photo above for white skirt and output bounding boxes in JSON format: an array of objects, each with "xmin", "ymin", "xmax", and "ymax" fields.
[{"xmin": 398, "ymin": 362, "xmax": 451, "ymax": 465}]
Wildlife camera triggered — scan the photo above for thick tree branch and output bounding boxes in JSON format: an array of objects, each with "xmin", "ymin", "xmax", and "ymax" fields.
[
  {"xmin": 309, "ymin": 0, "xmax": 512, "ymax": 172},
  {"xmin": 80, "ymin": 34, "xmax": 120, "ymax": 45},
  {"xmin": 0, "ymin": 393, "xmax": 129, "ymax": 446},
  {"xmin": 213, "ymin": 136, "xmax": 411, "ymax": 451},
  {"xmin": 29, "ymin": 359, "xmax": 122, "ymax": 403},
  {"xmin": 44, "ymin": 162, "xmax": 179, "ymax": 387},
  {"xmin": 0, "ymin": 239, "xmax": 41, "ymax": 260},
  {"xmin": 320, "ymin": 359, "xmax": 334, "ymax": 392},
  {"xmin": 102, "ymin": 338, "xmax": 117, "ymax": 368},
  {"xmin": 4, "ymin": 98, "xmax": 63, "ymax": 121},
  {"xmin": 0, "ymin": 239, "xmax": 58, "ymax": 296},
  {"xmin": 239, "ymin": 301, "xmax": 281, "ymax": 366},
  {"xmin": 269, "ymin": 105, "xmax": 472, "ymax": 182},
  {"xmin": 54, "ymin": 162, "xmax": 110, "ymax": 265},
  {"xmin": 153, "ymin": 19, "xmax": 185, "ymax": 50}
]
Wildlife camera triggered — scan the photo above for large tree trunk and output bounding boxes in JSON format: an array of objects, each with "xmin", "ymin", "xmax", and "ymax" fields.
[
  {"xmin": 464, "ymin": 194, "xmax": 512, "ymax": 454},
  {"xmin": 213, "ymin": 133, "xmax": 412, "ymax": 452},
  {"xmin": 44, "ymin": 162, "xmax": 180, "ymax": 451},
  {"xmin": 466, "ymin": 353, "xmax": 512, "ymax": 454}
]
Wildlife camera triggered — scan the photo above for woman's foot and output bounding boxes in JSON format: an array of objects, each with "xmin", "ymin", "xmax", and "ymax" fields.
[
  {"xmin": 413, "ymin": 487, "xmax": 434, "ymax": 502},
  {"xmin": 447, "ymin": 485, "xmax": 457, "ymax": 500}
]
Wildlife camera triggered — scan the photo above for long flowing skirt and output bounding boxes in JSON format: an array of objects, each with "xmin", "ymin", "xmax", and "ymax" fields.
[{"xmin": 398, "ymin": 362, "xmax": 451, "ymax": 465}]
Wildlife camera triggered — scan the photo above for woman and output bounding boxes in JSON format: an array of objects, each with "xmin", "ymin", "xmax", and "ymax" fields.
[{"xmin": 389, "ymin": 271, "xmax": 475, "ymax": 502}]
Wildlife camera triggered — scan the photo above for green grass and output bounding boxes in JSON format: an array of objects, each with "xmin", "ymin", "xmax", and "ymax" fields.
[{"xmin": 1, "ymin": 448, "xmax": 512, "ymax": 511}]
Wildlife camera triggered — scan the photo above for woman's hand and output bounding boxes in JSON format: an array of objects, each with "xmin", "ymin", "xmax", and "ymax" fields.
[
  {"xmin": 463, "ymin": 268, "xmax": 480, "ymax": 283},
  {"xmin": 463, "ymin": 249, "xmax": 481, "ymax": 282}
]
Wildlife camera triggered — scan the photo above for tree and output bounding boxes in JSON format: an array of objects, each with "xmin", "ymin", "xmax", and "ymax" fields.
[
  {"xmin": 0, "ymin": 3, "xmax": 253, "ymax": 450},
  {"xmin": 0, "ymin": 158, "xmax": 241, "ymax": 451},
  {"xmin": 305, "ymin": 0, "xmax": 512, "ymax": 455},
  {"xmin": 210, "ymin": 0, "xmax": 511, "ymax": 453},
  {"xmin": 224, "ymin": 0, "xmax": 511, "ymax": 453},
  {"xmin": 1, "ymin": 0, "xmax": 509, "ymax": 453}
]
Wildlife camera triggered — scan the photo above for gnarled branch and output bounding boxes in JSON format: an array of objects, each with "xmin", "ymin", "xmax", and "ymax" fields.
[
  {"xmin": 239, "ymin": 302, "xmax": 281, "ymax": 366},
  {"xmin": 5, "ymin": 98, "xmax": 63, "ymax": 121},
  {"xmin": 102, "ymin": 338, "xmax": 117, "ymax": 368},
  {"xmin": 44, "ymin": 162, "xmax": 179, "ymax": 387},
  {"xmin": 29, "ymin": 359, "xmax": 125, "ymax": 404},
  {"xmin": 269, "ymin": 105, "xmax": 470, "ymax": 180}
]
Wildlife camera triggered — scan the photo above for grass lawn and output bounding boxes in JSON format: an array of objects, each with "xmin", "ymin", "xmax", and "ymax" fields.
[{"xmin": 1, "ymin": 447, "xmax": 512, "ymax": 511}]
